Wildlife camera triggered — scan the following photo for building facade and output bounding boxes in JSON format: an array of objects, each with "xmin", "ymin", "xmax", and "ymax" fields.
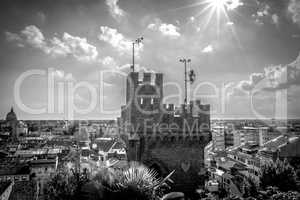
[{"xmin": 119, "ymin": 72, "xmax": 211, "ymax": 195}]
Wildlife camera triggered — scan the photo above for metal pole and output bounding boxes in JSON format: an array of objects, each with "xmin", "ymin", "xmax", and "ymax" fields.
[
  {"xmin": 184, "ymin": 60, "xmax": 187, "ymax": 105},
  {"xmin": 180, "ymin": 58, "xmax": 190, "ymax": 105},
  {"xmin": 132, "ymin": 42, "xmax": 135, "ymax": 72}
]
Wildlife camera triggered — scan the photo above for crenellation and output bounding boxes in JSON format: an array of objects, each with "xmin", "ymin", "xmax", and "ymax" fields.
[
  {"xmin": 120, "ymin": 71, "xmax": 211, "ymax": 194},
  {"xmin": 143, "ymin": 72, "xmax": 151, "ymax": 82}
]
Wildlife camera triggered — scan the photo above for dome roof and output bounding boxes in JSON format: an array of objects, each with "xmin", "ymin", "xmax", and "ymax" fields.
[{"xmin": 6, "ymin": 107, "xmax": 17, "ymax": 121}]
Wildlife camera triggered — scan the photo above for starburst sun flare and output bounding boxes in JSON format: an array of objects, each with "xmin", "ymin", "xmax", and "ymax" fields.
[
  {"xmin": 205, "ymin": 0, "xmax": 243, "ymax": 10},
  {"xmin": 193, "ymin": 0, "xmax": 243, "ymax": 35}
]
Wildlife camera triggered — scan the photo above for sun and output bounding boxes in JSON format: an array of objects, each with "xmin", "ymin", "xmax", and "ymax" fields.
[
  {"xmin": 195, "ymin": 0, "xmax": 230, "ymax": 34},
  {"xmin": 207, "ymin": 0, "xmax": 228, "ymax": 10}
]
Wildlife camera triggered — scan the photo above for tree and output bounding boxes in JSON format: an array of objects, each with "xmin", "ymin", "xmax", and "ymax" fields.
[
  {"xmin": 243, "ymin": 176, "xmax": 259, "ymax": 198},
  {"xmin": 260, "ymin": 159, "xmax": 298, "ymax": 192},
  {"xmin": 271, "ymin": 191, "xmax": 300, "ymax": 200},
  {"xmin": 92, "ymin": 162, "xmax": 174, "ymax": 200},
  {"xmin": 45, "ymin": 162, "xmax": 174, "ymax": 200},
  {"xmin": 44, "ymin": 167, "xmax": 90, "ymax": 200},
  {"xmin": 258, "ymin": 186, "xmax": 300, "ymax": 200},
  {"xmin": 44, "ymin": 168, "xmax": 76, "ymax": 200}
]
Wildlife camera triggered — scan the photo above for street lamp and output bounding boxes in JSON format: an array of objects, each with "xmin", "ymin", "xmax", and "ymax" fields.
[
  {"xmin": 131, "ymin": 37, "xmax": 143, "ymax": 72},
  {"xmin": 179, "ymin": 58, "xmax": 191, "ymax": 105}
]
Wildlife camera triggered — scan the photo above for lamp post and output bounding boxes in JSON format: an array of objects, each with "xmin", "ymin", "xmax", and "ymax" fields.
[
  {"xmin": 131, "ymin": 37, "xmax": 143, "ymax": 72},
  {"xmin": 179, "ymin": 58, "xmax": 191, "ymax": 105}
]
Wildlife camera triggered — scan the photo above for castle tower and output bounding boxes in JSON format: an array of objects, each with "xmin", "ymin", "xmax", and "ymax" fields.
[
  {"xmin": 6, "ymin": 107, "xmax": 18, "ymax": 140},
  {"xmin": 120, "ymin": 72, "xmax": 211, "ymax": 196}
]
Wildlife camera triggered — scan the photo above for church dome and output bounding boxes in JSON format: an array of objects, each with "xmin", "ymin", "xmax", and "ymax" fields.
[{"xmin": 6, "ymin": 107, "xmax": 17, "ymax": 122}]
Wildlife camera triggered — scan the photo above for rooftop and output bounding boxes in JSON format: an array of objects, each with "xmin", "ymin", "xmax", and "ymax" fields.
[
  {"xmin": 260, "ymin": 135, "xmax": 299, "ymax": 152},
  {"xmin": 0, "ymin": 181, "xmax": 12, "ymax": 195}
]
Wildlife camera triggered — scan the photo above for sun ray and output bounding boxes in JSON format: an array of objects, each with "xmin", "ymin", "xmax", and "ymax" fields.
[
  {"xmin": 193, "ymin": 4, "xmax": 215, "ymax": 19},
  {"xmin": 163, "ymin": 1, "xmax": 209, "ymax": 13}
]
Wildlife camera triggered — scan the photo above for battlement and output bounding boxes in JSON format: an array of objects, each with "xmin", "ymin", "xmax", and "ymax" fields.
[
  {"xmin": 128, "ymin": 72, "xmax": 163, "ymax": 86},
  {"xmin": 170, "ymin": 101, "xmax": 210, "ymax": 117},
  {"xmin": 120, "ymin": 71, "xmax": 211, "ymax": 195},
  {"xmin": 163, "ymin": 104, "xmax": 175, "ymax": 112},
  {"xmin": 162, "ymin": 101, "xmax": 210, "ymax": 114},
  {"xmin": 126, "ymin": 72, "xmax": 163, "ymax": 104},
  {"xmin": 121, "ymin": 71, "xmax": 211, "ymax": 136}
]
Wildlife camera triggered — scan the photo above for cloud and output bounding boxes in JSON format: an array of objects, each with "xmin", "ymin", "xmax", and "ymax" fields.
[
  {"xmin": 98, "ymin": 56, "xmax": 119, "ymax": 69},
  {"xmin": 5, "ymin": 32, "xmax": 23, "ymax": 47},
  {"xmin": 37, "ymin": 12, "xmax": 46, "ymax": 24},
  {"xmin": 5, "ymin": 25, "xmax": 98, "ymax": 63},
  {"xmin": 271, "ymin": 14, "xmax": 279, "ymax": 26},
  {"xmin": 55, "ymin": 70, "xmax": 64, "ymax": 78},
  {"xmin": 98, "ymin": 26, "xmax": 130, "ymax": 53},
  {"xmin": 98, "ymin": 26, "xmax": 143, "ymax": 55},
  {"xmin": 226, "ymin": 0, "xmax": 244, "ymax": 10},
  {"xmin": 257, "ymin": 4, "xmax": 270, "ymax": 17},
  {"xmin": 288, "ymin": 0, "xmax": 300, "ymax": 26},
  {"xmin": 101, "ymin": 56, "xmax": 116, "ymax": 66},
  {"xmin": 226, "ymin": 21, "xmax": 234, "ymax": 26},
  {"xmin": 252, "ymin": 3, "xmax": 277, "ymax": 26},
  {"xmin": 229, "ymin": 73, "xmax": 265, "ymax": 97},
  {"xmin": 106, "ymin": 0, "xmax": 125, "ymax": 21},
  {"xmin": 230, "ymin": 52, "xmax": 300, "ymax": 96},
  {"xmin": 22, "ymin": 25, "xmax": 46, "ymax": 48},
  {"xmin": 117, "ymin": 63, "xmax": 155, "ymax": 73},
  {"xmin": 241, "ymin": 73, "xmax": 265, "ymax": 91},
  {"xmin": 189, "ymin": 16, "xmax": 195, "ymax": 22},
  {"xmin": 264, "ymin": 53, "xmax": 300, "ymax": 89},
  {"xmin": 5, "ymin": 25, "xmax": 48, "ymax": 50},
  {"xmin": 251, "ymin": 2, "xmax": 281, "ymax": 27},
  {"xmin": 292, "ymin": 34, "xmax": 300, "ymax": 38},
  {"xmin": 147, "ymin": 19, "xmax": 181, "ymax": 39},
  {"xmin": 228, "ymin": 85, "xmax": 248, "ymax": 97},
  {"xmin": 56, "ymin": 33, "xmax": 98, "ymax": 62},
  {"xmin": 202, "ymin": 45, "xmax": 214, "ymax": 53},
  {"xmin": 75, "ymin": 93, "xmax": 90, "ymax": 104},
  {"xmin": 47, "ymin": 33, "xmax": 99, "ymax": 62}
]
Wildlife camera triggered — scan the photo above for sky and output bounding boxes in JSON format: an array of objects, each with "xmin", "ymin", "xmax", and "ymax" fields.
[{"xmin": 0, "ymin": 0, "xmax": 300, "ymax": 120}]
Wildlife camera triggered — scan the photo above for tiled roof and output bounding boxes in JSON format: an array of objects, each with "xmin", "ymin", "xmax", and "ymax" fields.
[
  {"xmin": 94, "ymin": 138, "xmax": 115, "ymax": 152},
  {"xmin": 216, "ymin": 157, "xmax": 247, "ymax": 171},
  {"xmin": 9, "ymin": 181, "xmax": 36, "ymax": 200},
  {"xmin": 111, "ymin": 141, "xmax": 125, "ymax": 150},
  {"xmin": 260, "ymin": 135, "xmax": 299, "ymax": 152},
  {"xmin": 0, "ymin": 181, "xmax": 12, "ymax": 195}
]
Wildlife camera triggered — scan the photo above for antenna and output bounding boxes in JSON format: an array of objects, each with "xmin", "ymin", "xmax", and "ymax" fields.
[
  {"xmin": 131, "ymin": 37, "xmax": 144, "ymax": 72},
  {"xmin": 179, "ymin": 58, "xmax": 193, "ymax": 105}
]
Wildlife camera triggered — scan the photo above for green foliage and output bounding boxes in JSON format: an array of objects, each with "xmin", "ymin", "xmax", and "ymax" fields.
[
  {"xmin": 243, "ymin": 176, "xmax": 259, "ymax": 198},
  {"xmin": 224, "ymin": 195, "xmax": 243, "ymax": 200},
  {"xmin": 44, "ymin": 168, "xmax": 76, "ymax": 200},
  {"xmin": 258, "ymin": 186, "xmax": 300, "ymax": 200},
  {"xmin": 45, "ymin": 162, "xmax": 173, "ymax": 200},
  {"xmin": 93, "ymin": 162, "xmax": 173, "ymax": 200},
  {"xmin": 270, "ymin": 191, "xmax": 299, "ymax": 200},
  {"xmin": 260, "ymin": 159, "xmax": 298, "ymax": 192},
  {"xmin": 44, "ymin": 167, "xmax": 90, "ymax": 200}
]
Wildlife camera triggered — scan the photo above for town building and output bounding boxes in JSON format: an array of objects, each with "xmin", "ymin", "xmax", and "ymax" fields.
[
  {"xmin": 212, "ymin": 130, "xmax": 225, "ymax": 151},
  {"xmin": 29, "ymin": 157, "xmax": 58, "ymax": 197},
  {"xmin": 5, "ymin": 108, "xmax": 18, "ymax": 141},
  {"xmin": 0, "ymin": 181, "xmax": 13, "ymax": 200},
  {"xmin": 258, "ymin": 127, "xmax": 281, "ymax": 146},
  {"xmin": 258, "ymin": 135, "xmax": 300, "ymax": 164},
  {"xmin": 119, "ymin": 72, "xmax": 211, "ymax": 195}
]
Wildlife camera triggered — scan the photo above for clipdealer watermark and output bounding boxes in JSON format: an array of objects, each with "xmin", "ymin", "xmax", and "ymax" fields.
[{"xmin": 13, "ymin": 68, "xmax": 288, "ymax": 122}]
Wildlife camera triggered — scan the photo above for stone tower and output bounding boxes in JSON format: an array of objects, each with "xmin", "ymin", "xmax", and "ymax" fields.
[
  {"xmin": 6, "ymin": 107, "xmax": 18, "ymax": 140},
  {"xmin": 120, "ymin": 72, "xmax": 211, "ymax": 196}
]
